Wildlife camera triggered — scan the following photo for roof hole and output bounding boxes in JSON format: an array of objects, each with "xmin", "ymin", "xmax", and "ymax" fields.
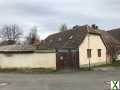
[{"xmin": 69, "ymin": 35, "xmax": 73, "ymax": 39}]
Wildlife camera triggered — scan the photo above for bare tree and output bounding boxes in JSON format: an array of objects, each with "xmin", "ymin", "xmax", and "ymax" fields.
[
  {"xmin": 26, "ymin": 26, "xmax": 40, "ymax": 45},
  {"xmin": 0, "ymin": 24, "xmax": 22, "ymax": 44}
]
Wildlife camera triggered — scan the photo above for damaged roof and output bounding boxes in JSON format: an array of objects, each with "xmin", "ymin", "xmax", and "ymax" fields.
[
  {"xmin": 0, "ymin": 25, "xmax": 119, "ymax": 53},
  {"xmin": 44, "ymin": 25, "xmax": 120, "ymax": 50}
]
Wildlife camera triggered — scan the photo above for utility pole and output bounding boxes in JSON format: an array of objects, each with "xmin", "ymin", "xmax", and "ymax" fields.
[{"xmin": 87, "ymin": 26, "xmax": 91, "ymax": 70}]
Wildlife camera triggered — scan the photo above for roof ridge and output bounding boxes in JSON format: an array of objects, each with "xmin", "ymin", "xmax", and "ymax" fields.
[
  {"xmin": 46, "ymin": 25, "xmax": 89, "ymax": 39},
  {"xmin": 109, "ymin": 28, "xmax": 120, "ymax": 31}
]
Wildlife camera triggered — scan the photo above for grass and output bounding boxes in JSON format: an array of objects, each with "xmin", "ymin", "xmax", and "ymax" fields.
[
  {"xmin": 0, "ymin": 68, "xmax": 56, "ymax": 74},
  {"xmin": 79, "ymin": 61, "xmax": 120, "ymax": 71},
  {"xmin": 95, "ymin": 60, "xmax": 120, "ymax": 68}
]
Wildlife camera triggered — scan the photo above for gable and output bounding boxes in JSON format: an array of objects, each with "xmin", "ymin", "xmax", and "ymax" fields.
[{"xmin": 79, "ymin": 34, "xmax": 106, "ymax": 49}]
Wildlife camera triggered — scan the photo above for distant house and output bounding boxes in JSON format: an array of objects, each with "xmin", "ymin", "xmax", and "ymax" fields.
[
  {"xmin": 108, "ymin": 28, "xmax": 120, "ymax": 60},
  {"xmin": 108, "ymin": 28, "xmax": 120, "ymax": 42},
  {"xmin": 43, "ymin": 25, "xmax": 116, "ymax": 69}
]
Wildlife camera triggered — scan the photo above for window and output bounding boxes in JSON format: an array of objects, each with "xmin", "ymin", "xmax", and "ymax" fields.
[
  {"xmin": 98, "ymin": 49, "xmax": 101, "ymax": 57},
  {"xmin": 87, "ymin": 49, "xmax": 91, "ymax": 58}
]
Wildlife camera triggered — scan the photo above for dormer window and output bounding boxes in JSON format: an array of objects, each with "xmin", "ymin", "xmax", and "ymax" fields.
[
  {"xmin": 58, "ymin": 38, "xmax": 62, "ymax": 41},
  {"xmin": 69, "ymin": 35, "xmax": 73, "ymax": 39}
]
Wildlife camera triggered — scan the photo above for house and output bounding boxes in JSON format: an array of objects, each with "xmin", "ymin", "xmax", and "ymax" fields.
[
  {"xmin": 0, "ymin": 44, "xmax": 56, "ymax": 69},
  {"xmin": 108, "ymin": 28, "xmax": 120, "ymax": 60},
  {"xmin": 43, "ymin": 25, "xmax": 116, "ymax": 69}
]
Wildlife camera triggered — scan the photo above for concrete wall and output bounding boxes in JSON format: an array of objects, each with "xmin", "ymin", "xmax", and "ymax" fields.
[
  {"xmin": 0, "ymin": 52, "xmax": 56, "ymax": 69},
  {"xmin": 79, "ymin": 34, "xmax": 107, "ymax": 67}
]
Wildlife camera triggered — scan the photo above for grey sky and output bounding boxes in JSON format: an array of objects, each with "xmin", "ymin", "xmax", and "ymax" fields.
[{"xmin": 0, "ymin": 0, "xmax": 120, "ymax": 39}]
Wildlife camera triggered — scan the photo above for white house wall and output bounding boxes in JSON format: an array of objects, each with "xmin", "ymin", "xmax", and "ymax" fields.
[
  {"xmin": 0, "ymin": 53, "xmax": 56, "ymax": 69},
  {"xmin": 79, "ymin": 34, "xmax": 107, "ymax": 67}
]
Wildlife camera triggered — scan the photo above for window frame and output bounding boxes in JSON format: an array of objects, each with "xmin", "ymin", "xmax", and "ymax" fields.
[
  {"xmin": 98, "ymin": 49, "xmax": 102, "ymax": 57},
  {"xmin": 87, "ymin": 49, "xmax": 92, "ymax": 58}
]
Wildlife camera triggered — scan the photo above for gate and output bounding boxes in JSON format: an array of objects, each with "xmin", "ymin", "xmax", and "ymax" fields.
[{"xmin": 56, "ymin": 49, "xmax": 79, "ymax": 70}]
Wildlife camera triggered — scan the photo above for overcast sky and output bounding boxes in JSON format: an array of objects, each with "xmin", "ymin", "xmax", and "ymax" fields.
[{"xmin": 0, "ymin": 0, "xmax": 120, "ymax": 39}]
